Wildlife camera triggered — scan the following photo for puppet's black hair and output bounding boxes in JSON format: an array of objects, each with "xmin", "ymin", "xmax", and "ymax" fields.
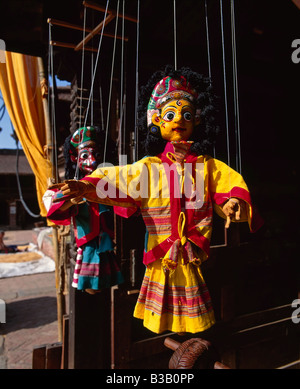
[
  {"xmin": 63, "ymin": 126, "xmax": 117, "ymax": 179},
  {"xmin": 137, "ymin": 65, "xmax": 219, "ymax": 157}
]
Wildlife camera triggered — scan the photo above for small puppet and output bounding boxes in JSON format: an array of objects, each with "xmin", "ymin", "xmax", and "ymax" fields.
[
  {"xmin": 49, "ymin": 66, "xmax": 263, "ymax": 333},
  {"xmin": 44, "ymin": 126, "xmax": 124, "ymax": 294}
]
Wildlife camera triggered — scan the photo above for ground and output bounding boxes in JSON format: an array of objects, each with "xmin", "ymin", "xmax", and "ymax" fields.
[{"xmin": 0, "ymin": 230, "xmax": 58, "ymax": 369}]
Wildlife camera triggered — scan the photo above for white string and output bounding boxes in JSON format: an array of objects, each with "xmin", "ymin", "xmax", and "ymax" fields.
[
  {"xmin": 219, "ymin": 0, "xmax": 231, "ymax": 167},
  {"xmin": 99, "ymin": 86, "xmax": 105, "ymax": 132},
  {"xmin": 230, "ymin": 0, "xmax": 242, "ymax": 174},
  {"xmin": 84, "ymin": 0, "xmax": 110, "ymax": 129},
  {"xmin": 204, "ymin": 0, "xmax": 212, "ymax": 82},
  {"xmin": 104, "ymin": 0, "xmax": 120, "ymax": 163},
  {"xmin": 173, "ymin": 0, "xmax": 177, "ymax": 70},
  {"xmin": 90, "ymin": 9, "xmax": 95, "ymax": 127},
  {"xmin": 79, "ymin": 6, "xmax": 87, "ymax": 129},
  {"xmin": 47, "ymin": 24, "xmax": 52, "ymax": 146},
  {"xmin": 118, "ymin": 94, "xmax": 126, "ymax": 164},
  {"xmin": 118, "ymin": 0, "xmax": 125, "ymax": 161},
  {"xmin": 74, "ymin": 6, "xmax": 87, "ymax": 180},
  {"xmin": 91, "ymin": 50, "xmax": 94, "ymax": 126},
  {"xmin": 204, "ymin": 0, "xmax": 216, "ymax": 158},
  {"xmin": 48, "ymin": 22, "xmax": 58, "ymax": 183},
  {"xmin": 123, "ymin": 93, "xmax": 126, "ymax": 157},
  {"xmin": 134, "ymin": 0, "xmax": 140, "ymax": 162},
  {"xmin": 121, "ymin": 1, "xmax": 126, "ymax": 158}
]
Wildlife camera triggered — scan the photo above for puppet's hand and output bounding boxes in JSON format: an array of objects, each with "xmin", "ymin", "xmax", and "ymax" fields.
[
  {"xmin": 50, "ymin": 180, "xmax": 94, "ymax": 203},
  {"xmin": 222, "ymin": 198, "xmax": 246, "ymax": 228},
  {"xmin": 171, "ymin": 141, "xmax": 193, "ymax": 164}
]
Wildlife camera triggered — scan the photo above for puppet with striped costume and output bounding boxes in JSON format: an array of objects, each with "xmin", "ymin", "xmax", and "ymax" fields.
[
  {"xmin": 50, "ymin": 66, "xmax": 263, "ymax": 334},
  {"xmin": 45, "ymin": 126, "xmax": 124, "ymax": 294}
]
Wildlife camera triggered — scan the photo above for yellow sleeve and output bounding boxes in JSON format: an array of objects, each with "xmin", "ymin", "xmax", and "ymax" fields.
[
  {"xmin": 81, "ymin": 159, "xmax": 151, "ymax": 208},
  {"xmin": 205, "ymin": 157, "xmax": 262, "ymax": 231}
]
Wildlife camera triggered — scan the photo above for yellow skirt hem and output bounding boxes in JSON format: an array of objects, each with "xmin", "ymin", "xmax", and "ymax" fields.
[{"xmin": 133, "ymin": 309, "xmax": 216, "ymax": 335}]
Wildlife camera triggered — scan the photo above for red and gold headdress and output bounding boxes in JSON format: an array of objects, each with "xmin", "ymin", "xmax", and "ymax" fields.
[{"xmin": 147, "ymin": 76, "xmax": 199, "ymax": 126}]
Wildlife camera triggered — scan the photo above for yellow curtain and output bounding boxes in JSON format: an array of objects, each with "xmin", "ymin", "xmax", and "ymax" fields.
[{"xmin": 0, "ymin": 51, "xmax": 52, "ymax": 217}]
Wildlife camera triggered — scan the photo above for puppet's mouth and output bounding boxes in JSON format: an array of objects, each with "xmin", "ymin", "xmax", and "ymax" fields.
[
  {"xmin": 83, "ymin": 166, "xmax": 94, "ymax": 173},
  {"xmin": 172, "ymin": 127, "xmax": 186, "ymax": 133}
]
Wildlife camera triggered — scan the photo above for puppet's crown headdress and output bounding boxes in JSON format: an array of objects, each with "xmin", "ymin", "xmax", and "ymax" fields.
[
  {"xmin": 147, "ymin": 76, "xmax": 198, "ymax": 126},
  {"xmin": 70, "ymin": 126, "xmax": 97, "ymax": 154}
]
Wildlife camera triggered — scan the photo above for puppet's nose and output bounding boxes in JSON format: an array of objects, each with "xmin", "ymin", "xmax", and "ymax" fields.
[
  {"xmin": 87, "ymin": 156, "xmax": 97, "ymax": 166},
  {"xmin": 174, "ymin": 112, "xmax": 184, "ymax": 123}
]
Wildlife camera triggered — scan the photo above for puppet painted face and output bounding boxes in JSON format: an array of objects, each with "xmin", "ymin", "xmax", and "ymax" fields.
[
  {"xmin": 151, "ymin": 98, "xmax": 200, "ymax": 142},
  {"xmin": 147, "ymin": 76, "xmax": 200, "ymax": 142},
  {"xmin": 70, "ymin": 127, "xmax": 101, "ymax": 174},
  {"xmin": 76, "ymin": 143, "xmax": 101, "ymax": 174}
]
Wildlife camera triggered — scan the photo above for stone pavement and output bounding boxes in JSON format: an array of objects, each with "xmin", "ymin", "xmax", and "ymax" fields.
[{"xmin": 0, "ymin": 230, "xmax": 59, "ymax": 369}]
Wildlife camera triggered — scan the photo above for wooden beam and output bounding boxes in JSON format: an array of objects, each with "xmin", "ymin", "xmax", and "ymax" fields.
[
  {"xmin": 48, "ymin": 18, "xmax": 93, "ymax": 33},
  {"xmin": 74, "ymin": 0, "xmax": 137, "ymax": 51},
  {"xmin": 84, "ymin": 0, "xmax": 138, "ymax": 23},
  {"xmin": 50, "ymin": 40, "xmax": 98, "ymax": 53},
  {"xmin": 292, "ymin": 0, "xmax": 300, "ymax": 10},
  {"xmin": 47, "ymin": 18, "xmax": 128, "ymax": 41},
  {"xmin": 74, "ymin": 12, "xmax": 116, "ymax": 51}
]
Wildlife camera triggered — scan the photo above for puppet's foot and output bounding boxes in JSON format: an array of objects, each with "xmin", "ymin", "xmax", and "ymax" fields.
[{"xmin": 85, "ymin": 288, "xmax": 100, "ymax": 295}]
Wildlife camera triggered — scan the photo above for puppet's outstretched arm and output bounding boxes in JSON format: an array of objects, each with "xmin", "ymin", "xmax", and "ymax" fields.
[
  {"xmin": 49, "ymin": 179, "xmax": 95, "ymax": 204},
  {"xmin": 222, "ymin": 197, "xmax": 247, "ymax": 228}
]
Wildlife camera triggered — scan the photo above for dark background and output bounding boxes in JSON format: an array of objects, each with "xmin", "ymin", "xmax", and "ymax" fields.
[{"xmin": 1, "ymin": 0, "xmax": 299, "ymax": 369}]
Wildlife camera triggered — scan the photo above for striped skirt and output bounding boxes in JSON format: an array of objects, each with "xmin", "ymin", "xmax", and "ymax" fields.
[
  {"xmin": 133, "ymin": 251, "xmax": 215, "ymax": 334},
  {"xmin": 72, "ymin": 235, "xmax": 123, "ymax": 292}
]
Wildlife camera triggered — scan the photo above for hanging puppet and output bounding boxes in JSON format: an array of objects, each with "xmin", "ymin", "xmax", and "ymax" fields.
[
  {"xmin": 44, "ymin": 126, "xmax": 124, "ymax": 294},
  {"xmin": 49, "ymin": 66, "xmax": 263, "ymax": 333}
]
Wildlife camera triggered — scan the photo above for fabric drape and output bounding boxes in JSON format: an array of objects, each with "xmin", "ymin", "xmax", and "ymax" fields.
[{"xmin": 0, "ymin": 51, "xmax": 51, "ymax": 217}]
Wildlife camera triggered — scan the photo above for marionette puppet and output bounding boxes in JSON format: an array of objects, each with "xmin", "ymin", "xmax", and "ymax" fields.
[
  {"xmin": 44, "ymin": 126, "xmax": 124, "ymax": 294},
  {"xmin": 50, "ymin": 66, "xmax": 263, "ymax": 334}
]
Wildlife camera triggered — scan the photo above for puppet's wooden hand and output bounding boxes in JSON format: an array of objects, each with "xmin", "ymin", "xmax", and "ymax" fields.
[
  {"xmin": 171, "ymin": 141, "xmax": 193, "ymax": 164},
  {"xmin": 222, "ymin": 198, "xmax": 246, "ymax": 228},
  {"xmin": 50, "ymin": 180, "xmax": 94, "ymax": 203}
]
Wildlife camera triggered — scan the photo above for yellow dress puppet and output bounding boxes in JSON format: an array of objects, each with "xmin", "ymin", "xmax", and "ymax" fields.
[{"xmin": 51, "ymin": 66, "xmax": 263, "ymax": 334}]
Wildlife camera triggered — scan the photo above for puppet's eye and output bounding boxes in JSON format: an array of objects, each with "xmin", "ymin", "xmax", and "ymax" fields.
[
  {"xmin": 183, "ymin": 112, "xmax": 192, "ymax": 121},
  {"xmin": 163, "ymin": 111, "xmax": 175, "ymax": 122},
  {"xmin": 80, "ymin": 152, "xmax": 89, "ymax": 159}
]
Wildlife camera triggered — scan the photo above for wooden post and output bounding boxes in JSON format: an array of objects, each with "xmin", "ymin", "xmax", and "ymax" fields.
[
  {"xmin": 52, "ymin": 226, "xmax": 65, "ymax": 342},
  {"xmin": 32, "ymin": 345, "xmax": 47, "ymax": 369},
  {"xmin": 61, "ymin": 315, "xmax": 69, "ymax": 369},
  {"xmin": 37, "ymin": 56, "xmax": 65, "ymax": 342},
  {"xmin": 46, "ymin": 343, "xmax": 63, "ymax": 369}
]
